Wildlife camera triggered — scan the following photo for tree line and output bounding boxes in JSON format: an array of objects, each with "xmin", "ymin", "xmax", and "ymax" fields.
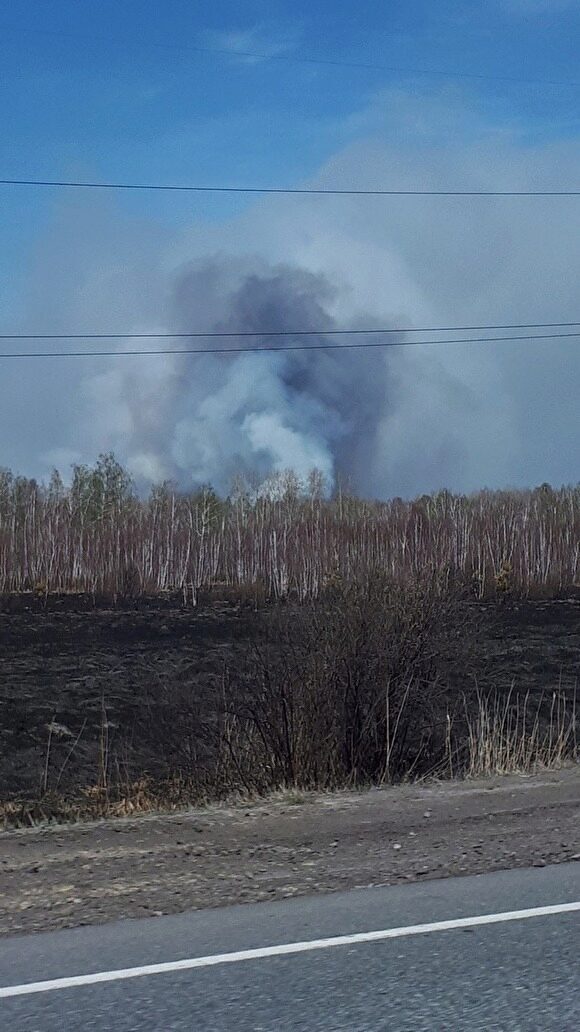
[{"xmin": 0, "ymin": 454, "xmax": 578, "ymax": 599}]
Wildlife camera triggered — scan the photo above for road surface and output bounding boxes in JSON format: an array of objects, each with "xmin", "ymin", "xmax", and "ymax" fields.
[{"xmin": 1, "ymin": 863, "xmax": 579, "ymax": 1030}]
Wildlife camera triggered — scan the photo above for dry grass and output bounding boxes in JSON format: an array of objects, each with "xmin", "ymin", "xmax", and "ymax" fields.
[
  {"xmin": 0, "ymin": 776, "xmax": 210, "ymax": 829},
  {"xmin": 464, "ymin": 689, "xmax": 578, "ymax": 777}
]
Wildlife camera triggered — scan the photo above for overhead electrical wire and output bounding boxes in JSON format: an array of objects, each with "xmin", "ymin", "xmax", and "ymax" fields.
[
  {"xmin": 2, "ymin": 320, "xmax": 580, "ymax": 341},
  {"xmin": 1, "ymin": 330, "xmax": 580, "ymax": 359},
  {"xmin": 2, "ymin": 178, "xmax": 580, "ymax": 196},
  {"xmin": 1, "ymin": 23, "xmax": 578, "ymax": 89}
]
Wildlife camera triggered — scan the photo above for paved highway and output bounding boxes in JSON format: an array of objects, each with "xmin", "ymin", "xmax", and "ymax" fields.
[{"xmin": 1, "ymin": 863, "xmax": 579, "ymax": 1030}]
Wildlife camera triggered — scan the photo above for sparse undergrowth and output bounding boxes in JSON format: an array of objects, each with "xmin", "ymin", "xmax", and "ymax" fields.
[
  {"xmin": 1, "ymin": 712, "xmax": 577, "ymax": 830},
  {"xmin": 1, "ymin": 575, "xmax": 577, "ymax": 830}
]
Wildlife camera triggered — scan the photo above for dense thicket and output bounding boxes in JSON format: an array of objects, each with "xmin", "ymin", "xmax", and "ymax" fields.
[{"xmin": 0, "ymin": 455, "xmax": 578, "ymax": 599}]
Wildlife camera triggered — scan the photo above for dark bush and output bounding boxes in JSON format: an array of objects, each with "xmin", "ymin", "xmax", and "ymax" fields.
[{"xmin": 219, "ymin": 572, "xmax": 475, "ymax": 790}]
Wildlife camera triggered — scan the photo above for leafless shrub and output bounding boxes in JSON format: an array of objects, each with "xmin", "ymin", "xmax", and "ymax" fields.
[{"xmin": 218, "ymin": 573, "xmax": 475, "ymax": 790}]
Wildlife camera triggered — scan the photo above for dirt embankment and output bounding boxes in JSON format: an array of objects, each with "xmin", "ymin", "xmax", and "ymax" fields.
[{"xmin": 0, "ymin": 769, "xmax": 578, "ymax": 938}]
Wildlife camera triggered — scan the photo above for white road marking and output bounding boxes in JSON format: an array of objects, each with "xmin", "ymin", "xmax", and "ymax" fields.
[{"xmin": 1, "ymin": 901, "xmax": 579, "ymax": 999}]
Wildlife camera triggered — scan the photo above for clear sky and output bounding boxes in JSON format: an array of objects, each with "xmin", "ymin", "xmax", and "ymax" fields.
[
  {"xmin": 2, "ymin": 1, "xmax": 580, "ymax": 495},
  {"xmin": 3, "ymin": 2, "xmax": 580, "ymax": 228}
]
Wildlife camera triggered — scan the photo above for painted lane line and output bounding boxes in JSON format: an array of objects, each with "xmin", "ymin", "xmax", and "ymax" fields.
[{"xmin": 1, "ymin": 901, "xmax": 579, "ymax": 1000}]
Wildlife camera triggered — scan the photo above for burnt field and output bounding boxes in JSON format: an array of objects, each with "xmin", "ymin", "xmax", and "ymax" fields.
[{"xmin": 1, "ymin": 591, "xmax": 579, "ymax": 819}]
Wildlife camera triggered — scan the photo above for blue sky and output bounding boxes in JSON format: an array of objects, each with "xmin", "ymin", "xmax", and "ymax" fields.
[
  {"xmin": 2, "ymin": 0, "xmax": 580, "ymax": 266},
  {"xmin": 2, "ymin": 1, "xmax": 580, "ymax": 494},
  {"xmin": 2, "ymin": 0, "xmax": 580, "ymax": 224}
]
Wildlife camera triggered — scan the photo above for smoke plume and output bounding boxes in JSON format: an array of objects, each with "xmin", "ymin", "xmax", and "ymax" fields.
[{"xmin": 5, "ymin": 88, "xmax": 580, "ymax": 497}]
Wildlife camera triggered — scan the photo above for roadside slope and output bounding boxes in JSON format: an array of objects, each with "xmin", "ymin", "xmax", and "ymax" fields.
[{"xmin": 1, "ymin": 768, "xmax": 578, "ymax": 938}]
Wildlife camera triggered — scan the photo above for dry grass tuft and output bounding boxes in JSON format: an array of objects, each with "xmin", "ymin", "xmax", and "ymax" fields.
[{"xmin": 464, "ymin": 689, "xmax": 578, "ymax": 778}]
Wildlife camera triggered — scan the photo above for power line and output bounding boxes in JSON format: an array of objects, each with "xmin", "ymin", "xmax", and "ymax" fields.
[
  {"xmin": 2, "ymin": 320, "xmax": 580, "ymax": 341},
  {"xmin": 1, "ymin": 330, "xmax": 580, "ymax": 359},
  {"xmin": 2, "ymin": 23, "xmax": 578, "ymax": 90},
  {"xmin": 2, "ymin": 178, "xmax": 580, "ymax": 197}
]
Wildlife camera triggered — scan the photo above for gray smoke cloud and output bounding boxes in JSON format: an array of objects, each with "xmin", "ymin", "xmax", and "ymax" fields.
[
  {"xmin": 4, "ymin": 87, "xmax": 580, "ymax": 497},
  {"xmin": 80, "ymin": 255, "xmax": 399, "ymax": 492},
  {"xmin": 78, "ymin": 251, "xmax": 485, "ymax": 496},
  {"xmin": 170, "ymin": 259, "xmax": 393, "ymax": 489}
]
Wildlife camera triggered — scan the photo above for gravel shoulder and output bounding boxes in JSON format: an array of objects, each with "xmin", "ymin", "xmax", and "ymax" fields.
[{"xmin": 1, "ymin": 767, "xmax": 579, "ymax": 938}]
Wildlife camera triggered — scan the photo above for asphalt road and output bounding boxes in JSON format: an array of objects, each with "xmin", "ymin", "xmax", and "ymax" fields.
[{"xmin": 1, "ymin": 863, "xmax": 579, "ymax": 1031}]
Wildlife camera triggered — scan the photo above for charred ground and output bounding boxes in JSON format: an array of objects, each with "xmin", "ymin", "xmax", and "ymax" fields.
[{"xmin": 1, "ymin": 591, "xmax": 578, "ymax": 823}]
